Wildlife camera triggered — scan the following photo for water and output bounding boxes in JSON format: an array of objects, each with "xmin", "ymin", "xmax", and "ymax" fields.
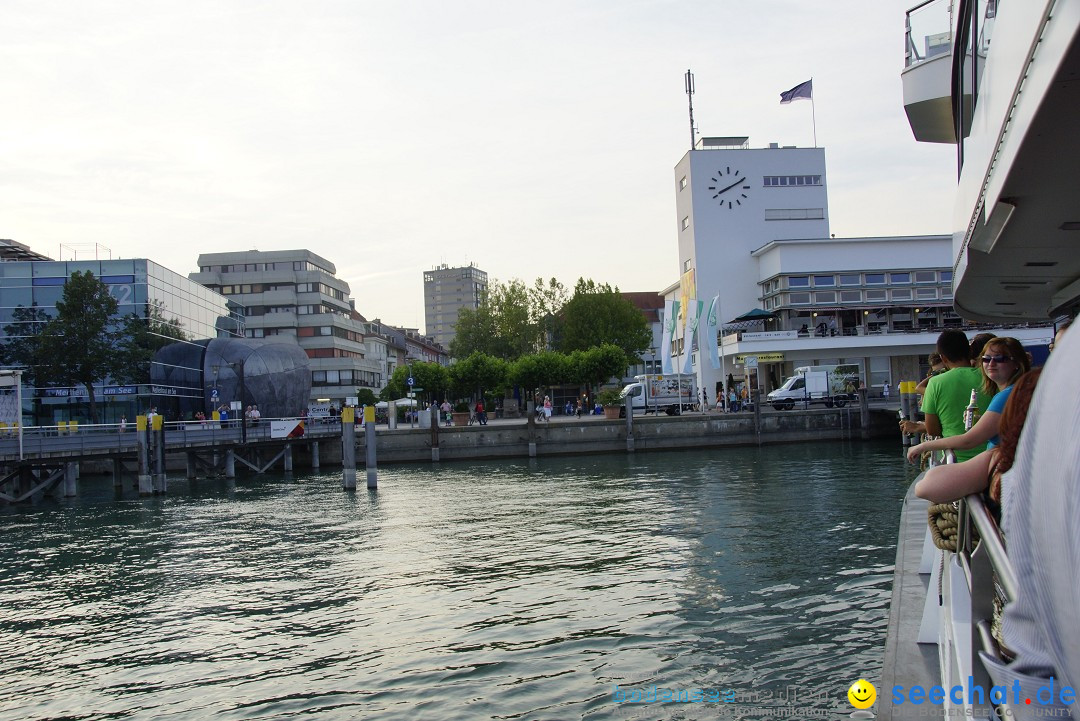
[{"xmin": 0, "ymin": 441, "xmax": 916, "ymax": 720}]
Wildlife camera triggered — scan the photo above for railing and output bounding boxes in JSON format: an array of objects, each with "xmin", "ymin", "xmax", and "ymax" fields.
[{"xmin": 906, "ymin": 0, "xmax": 954, "ymax": 68}]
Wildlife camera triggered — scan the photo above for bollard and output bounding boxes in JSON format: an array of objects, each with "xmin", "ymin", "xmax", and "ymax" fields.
[
  {"xmin": 898, "ymin": 381, "xmax": 916, "ymax": 446},
  {"xmin": 63, "ymin": 461, "xmax": 78, "ymax": 497},
  {"xmin": 342, "ymin": 407, "xmax": 356, "ymax": 489},
  {"xmin": 284, "ymin": 443, "xmax": 293, "ymax": 473},
  {"xmin": 752, "ymin": 389, "xmax": 762, "ymax": 443},
  {"xmin": 858, "ymin": 387, "xmax": 870, "ymax": 440},
  {"xmin": 365, "ymin": 405, "xmax": 377, "ymax": 489},
  {"xmin": 152, "ymin": 413, "xmax": 166, "ymax": 494},
  {"xmin": 388, "ymin": 401, "xmax": 397, "ymax": 430},
  {"xmin": 310, "ymin": 441, "xmax": 320, "ymax": 469},
  {"xmin": 224, "ymin": 449, "xmax": 235, "ymax": 479},
  {"xmin": 625, "ymin": 394, "xmax": 635, "ymax": 452},
  {"xmin": 136, "ymin": 415, "xmax": 152, "ymax": 495}
]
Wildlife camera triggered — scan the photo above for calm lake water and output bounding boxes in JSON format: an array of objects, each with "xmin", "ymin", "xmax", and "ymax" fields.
[{"xmin": 0, "ymin": 441, "xmax": 916, "ymax": 720}]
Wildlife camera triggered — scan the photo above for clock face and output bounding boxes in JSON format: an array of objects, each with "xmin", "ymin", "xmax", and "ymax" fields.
[{"xmin": 707, "ymin": 167, "xmax": 750, "ymax": 209}]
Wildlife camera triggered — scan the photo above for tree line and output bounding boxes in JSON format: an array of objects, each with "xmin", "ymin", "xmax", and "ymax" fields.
[{"xmin": 0, "ymin": 271, "xmax": 187, "ymax": 422}]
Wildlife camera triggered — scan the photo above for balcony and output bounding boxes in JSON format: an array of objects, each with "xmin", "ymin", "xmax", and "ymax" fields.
[{"xmin": 902, "ymin": 0, "xmax": 961, "ymax": 143}]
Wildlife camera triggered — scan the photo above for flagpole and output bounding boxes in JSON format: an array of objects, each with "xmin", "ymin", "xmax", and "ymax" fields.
[{"xmin": 810, "ymin": 77, "xmax": 818, "ymax": 147}]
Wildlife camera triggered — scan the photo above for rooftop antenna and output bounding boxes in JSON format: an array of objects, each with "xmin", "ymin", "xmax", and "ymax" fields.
[{"xmin": 684, "ymin": 69, "xmax": 696, "ymax": 150}]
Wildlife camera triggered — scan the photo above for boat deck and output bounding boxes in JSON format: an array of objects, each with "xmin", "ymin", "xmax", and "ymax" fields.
[{"xmin": 879, "ymin": 480, "xmax": 941, "ymax": 719}]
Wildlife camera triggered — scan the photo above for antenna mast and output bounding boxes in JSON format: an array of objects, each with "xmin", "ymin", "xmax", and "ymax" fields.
[{"xmin": 685, "ymin": 69, "xmax": 696, "ymax": 150}]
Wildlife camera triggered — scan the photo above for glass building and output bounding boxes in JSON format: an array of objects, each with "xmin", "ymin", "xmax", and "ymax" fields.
[{"xmin": 0, "ymin": 259, "xmax": 244, "ymax": 425}]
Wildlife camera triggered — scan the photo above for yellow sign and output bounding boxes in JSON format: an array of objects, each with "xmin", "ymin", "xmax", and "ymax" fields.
[{"xmin": 736, "ymin": 353, "xmax": 785, "ymax": 363}]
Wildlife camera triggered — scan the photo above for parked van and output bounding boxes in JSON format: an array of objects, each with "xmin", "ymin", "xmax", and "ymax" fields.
[
  {"xmin": 619, "ymin": 374, "xmax": 698, "ymax": 415},
  {"xmin": 766, "ymin": 364, "xmax": 860, "ymax": 410}
]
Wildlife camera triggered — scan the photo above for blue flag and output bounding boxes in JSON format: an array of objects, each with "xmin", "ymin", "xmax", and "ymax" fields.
[{"xmin": 780, "ymin": 79, "xmax": 813, "ymax": 104}]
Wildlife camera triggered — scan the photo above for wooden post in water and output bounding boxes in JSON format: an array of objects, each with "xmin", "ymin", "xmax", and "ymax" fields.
[
  {"xmin": 752, "ymin": 389, "xmax": 762, "ymax": 444},
  {"xmin": 430, "ymin": 405, "xmax": 440, "ymax": 462},
  {"xmin": 625, "ymin": 394, "xmax": 635, "ymax": 452},
  {"xmin": 136, "ymin": 415, "xmax": 152, "ymax": 495},
  {"xmin": 113, "ymin": 458, "xmax": 124, "ymax": 489},
  {"xmin": 365, "ymin": 405, "xmax": 377, "ymax": 489},
  {"xmin": 342, "ymin": 407, "xmax": 356, "ymax": 489},
  {"xmin": 224, "ymin": 450, "xmax": 235, "ymax": 478},
  {"xmin": 186, "ymin": 452, "xmax": 197, "ymax": 480},
  {"xmin": 859, "ymin": 387, "xmax": 870, "ymax": 440},
  {"xmin": 284, "ymin": 443, "xmax": 293, "ymax": 473},
  {"xmin": 63, "ymin": 461, "xmax": 78, "ymax": 497},
  {"xmin": 310, "ymin": 441, "xmax": 320, "ymax": 469},
  {"xmin": 152, "ymin": 414, "xmax": 166, "ymax": 493}
]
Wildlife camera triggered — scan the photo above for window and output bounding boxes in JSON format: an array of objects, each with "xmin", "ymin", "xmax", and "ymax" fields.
[
  {"xmin": 788, "ymin": 276, "xmax": 809, "ymax": 287},
  {"xmin": 764, "ymin": 208, "xmax": 825, "ymax": 221},
  {"xmin": 891, "ymin": 289, "xmax": 913, "ymax": 301},
  {"xmin": 840, "ymin": 290, "xmax": 862, "ymax": 303},
  {"xmin": 763, "ymin": 175, "xmax": 822, "ymax": 186},
  {"xmin": 839, "ymin": 274, "xmax": 860, "ymax": 286},
  {"xmin": 866, "ymin": 273, "xmax": 885, "ymax": 284},
  {"xmin": 815, "ymin": 291, "xmax": 836, "ymax": 303},
  {"xmin": 789, "ymin": 292, "xmax": 811, "ymax": 305},
  {"xmin": 683, "ymin": 259, "xmax": 692, "ymax": 272},
  {"xmin": 941, "ymin": 270, "xmax": 953, "ymax": 282},
  {"xmin": 681, "ymin": 216, "xmax": 690, "ymax": 231},
  {"xmin": 813, "ymin": 275, "xmax": 835, "ymax": 287},
  {"xmin": 914, "ymin": 271, "xmax": 936, "ymax": 283},
  {"xmin": 679, "ymin": 176, "xmax": 687, "ymax": 190},
  {"xmin": 890, "ymin": 272, "xmax": 910, "ymax": 284},
  {"xmin": 916, "ymin": 287, "xmax": 938, "ymax": 300},
  {"xmin": 866, "ymin": 289, "xmax": 887, "ymax": 301}
]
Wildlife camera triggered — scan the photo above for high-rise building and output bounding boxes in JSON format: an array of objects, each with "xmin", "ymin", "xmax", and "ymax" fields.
[
  {"xmin": 190, "ymin": 250, "xmax": 385, "ymax": 406},
  {"xmin": 423, "ymin": 263, "xmax": 487, "ymax": 350}
]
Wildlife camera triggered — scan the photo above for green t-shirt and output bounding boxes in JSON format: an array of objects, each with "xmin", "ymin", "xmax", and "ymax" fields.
[{"xmin": 921, "ymin": 365, "xmax": 991, "ymax": 462}]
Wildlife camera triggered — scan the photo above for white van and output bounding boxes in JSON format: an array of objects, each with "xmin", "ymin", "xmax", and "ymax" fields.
[{"xmin": 766, "ymin": 364, "xmax": 860, "ymax": 410}]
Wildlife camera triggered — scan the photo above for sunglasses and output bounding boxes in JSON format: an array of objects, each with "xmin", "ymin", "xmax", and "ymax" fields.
[{"xmin": 981, "ymin": 354, "xmax": 1013, "ymax": 364}]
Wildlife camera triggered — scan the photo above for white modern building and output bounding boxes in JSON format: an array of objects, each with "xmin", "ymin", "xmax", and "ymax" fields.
[{"xmin": 668, "ymin": 136, "xmax": 1053, "ymax": 400}]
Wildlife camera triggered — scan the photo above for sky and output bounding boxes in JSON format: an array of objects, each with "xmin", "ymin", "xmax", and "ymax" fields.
[{"xmin": 2, "ymin": 0, "xmax": 958, "ymax": 332}]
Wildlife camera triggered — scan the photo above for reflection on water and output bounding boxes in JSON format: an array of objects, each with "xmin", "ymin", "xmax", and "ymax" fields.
[{"xmin": 0, "ymin": 441, "xmax": 916, "ymax": 720}]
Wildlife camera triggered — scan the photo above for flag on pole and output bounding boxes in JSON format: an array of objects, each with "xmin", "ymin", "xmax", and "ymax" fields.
[
  {"xmin": 682, "ymin": 300, "xmax": 703, "ymax": 375},
  {"xmin": 780, "ymin": 79, "xmax": 813, "ymax": 104},
  {"xmin": 660, "ymin": 300, "xmax": 679, "ymax": 374},
  {"xmin": 703, "ymin": 295, "xmax": 721, "ymax": 369}
]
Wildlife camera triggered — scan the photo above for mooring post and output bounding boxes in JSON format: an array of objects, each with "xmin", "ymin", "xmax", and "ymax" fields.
[
  {"xmin": 342, "ymin": 406, "xmax": 356, "ymax": 489},
  {"xmin": 859, "ymin": 387, "xmax": 870, "ymax": 440},
  {"xmin": 136, "ymin": 415, "xmax": 152, "ymax": 495},
  {"xmin": 63, "ymin": 461, "xmax": 78, "ymax": 497},
  {"xmin": 284, "ymin": 443, "xmax": 293, "ymax": 473},
  {"xmin": 899, "ymin": 381, "xmax": 916, "ymax": 446},
  {"xmin": 430, "ymin": 405, "xmax": 440, "ymax": 463},
  {"xmin": 625, "ymin": 395, "xmax": 635, "ymax": 452},
  {"xmin": 365, "ymin": 406, "xmax": 377, "ymax": 489},
  {"xmin": 186, "ymin": 452, "xmax": 197, "ymax": 480},
  {"xmin": 224, "ymin": 449, "xmax": 236, "ymax": 479},
  {"xmin": 113, "ymin": 457, "xmax": 124, "ymax": 489},
  {"xmin": 310, "ymin": 440, "xmax": 320, "ymax": 469},
  {"xmin": 152, "ymin": 414, "xmax": 166, "ymax": 494}
]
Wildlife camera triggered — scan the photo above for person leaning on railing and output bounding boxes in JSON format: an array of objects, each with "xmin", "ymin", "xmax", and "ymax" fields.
[
  {"xmin": 976, "ymin": 323, "xmax": 1080, "ymax": 708},
  {"xmin": 906, "ymin": 337, "xmax": 1031, "ymax": 466}
]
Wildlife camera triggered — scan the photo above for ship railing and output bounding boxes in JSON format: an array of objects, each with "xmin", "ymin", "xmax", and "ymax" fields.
[{"xmin": 922, "ymin": 449, "xmax": 1019, "ymax": 719}]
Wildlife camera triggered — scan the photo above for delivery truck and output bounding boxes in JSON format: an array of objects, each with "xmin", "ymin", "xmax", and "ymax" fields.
[
  {"xmin": 619, "ymin": 374, "xmax": 699, "ymax": 416},
  {"xmin": 766, "ymin": 364, "xmax": 860, "ymax": 410}
]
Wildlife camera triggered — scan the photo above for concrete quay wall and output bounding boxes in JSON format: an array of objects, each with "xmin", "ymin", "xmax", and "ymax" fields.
[{"xmin": 297, "ymin": 408, "xmax": 899, "ymax": 466}]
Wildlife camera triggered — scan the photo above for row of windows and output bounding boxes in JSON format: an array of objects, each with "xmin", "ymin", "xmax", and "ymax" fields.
[
  {"xmin": 770, "ymin": 287, "xmax": 952, "ymax": 307},
  {"xmin": 768, "ymin": 270, "xmax": 953, "ymax": 292},
  {"xmin": 297, "ymin": 326, "xmax": 363, "ymax": 343},
  {"xmin": 201, "ymin": 261, "xmax": 332, "ymax": 274},
  {"xmin": 305, "ymin": 348, "xmax": 364, "ymax": 360},
  {"xmin": 245, "ymin": 328, "xmax": 293, "ymax": 338},
  {"xmin": 213, "ymin": 282, "xmax": 346, "ymax": 300},
  {"xmin": 310, "ymin": 369, "xmax": 383, "ymax": 388},
  {"xmin": 763, "ymin": 175, "xmax": 822, "ymax": 187}
]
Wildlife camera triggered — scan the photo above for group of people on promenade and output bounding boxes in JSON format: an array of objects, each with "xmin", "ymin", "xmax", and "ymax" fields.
[{"xmin": 898, "ymin": 322, "xmax": 1079, "ymax": 707}]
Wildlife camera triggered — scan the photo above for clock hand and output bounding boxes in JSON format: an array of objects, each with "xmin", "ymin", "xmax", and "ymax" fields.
[{"xmin": 713, "ymin": 177, "xmax": 745, "ymax": 196}]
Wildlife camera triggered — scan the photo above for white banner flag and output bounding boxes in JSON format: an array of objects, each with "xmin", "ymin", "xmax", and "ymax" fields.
[
  {"xmin": 682, "ymin": 299, "xmax": 703, "ymax": 374},
  {"xmin": 660, "ymin": 300, "xmax": 679, "ymax": 374},
  {"xmin": 703, "ymin": 294, "xmax": 721, "ymax": 369}
]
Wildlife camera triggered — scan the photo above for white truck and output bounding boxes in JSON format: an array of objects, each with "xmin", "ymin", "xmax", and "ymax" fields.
[
  {"xmin": 619, "ymin": 374, "xmax": 699, "ymax": 416},
  {"xmin": 766, "ymin": 364, "xmax": 860, "ymax": 410}
]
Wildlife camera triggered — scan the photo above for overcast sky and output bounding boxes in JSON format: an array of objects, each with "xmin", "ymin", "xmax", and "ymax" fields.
[{"xmin": 2, "ymin": 0, "xmax": 956, "ymax": 331}]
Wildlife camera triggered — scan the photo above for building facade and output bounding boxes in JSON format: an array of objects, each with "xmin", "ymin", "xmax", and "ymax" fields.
[
  {"xmin": 190, "ymin": 250, "xmax": 384, "ymax": 407},
  {"xmin": 423, "ymin": 263, "xmax": 487, "ymax": 350},
  {"xmin": 0, "ymin": 257, "xmax": 244, "ymax": 424},
  {"xmin": 668, "ymin": 137, "xmax": 1054, "ymax": 399}
]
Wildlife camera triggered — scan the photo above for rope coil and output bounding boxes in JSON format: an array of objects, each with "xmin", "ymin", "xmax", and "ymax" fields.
[{"xmin": 928, "ymin": 502, "xmax": 959, "ymax": 551}]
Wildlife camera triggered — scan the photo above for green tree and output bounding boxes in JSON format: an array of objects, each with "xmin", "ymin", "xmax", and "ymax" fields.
[
  {"xmin": 36, "ymin": 271, "xmax": 121, "ymax": 423},
  {"xmin": 557, "ymin": 279, "xmax": 650, "ymax": 365},
  {"xmin": 529, "ymin": 277, "xmax": 568, "ymax": 352},
  {"xmin": 449, "ymin": 352, "xmax": 509, "ymax": 399},
  {"xmin": 509, "ymin": 351, "xmax": 568, "ymax": 395},
  {"xmin": 385, "ymin": 362, "xmax": 449, "ymax": 404},
  {"xmin": 571, "ymin": 344, "xmax": 629, "ymax": 392},
  {"xmin": 451, "ymin": 278, "xmax": 542, "ymax": 360},
  {"xmin": 355, "ymin": 388, "xmax": 378, "ymax": 406},
  {"xmin": 0, "ymin": 303, "xmax": 51, "ymax": 387}
]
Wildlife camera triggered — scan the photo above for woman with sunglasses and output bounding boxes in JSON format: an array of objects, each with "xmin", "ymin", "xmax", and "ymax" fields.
[{"xmin": 906, "ymin": 337, "xmax": 1031, "ymax": 464}]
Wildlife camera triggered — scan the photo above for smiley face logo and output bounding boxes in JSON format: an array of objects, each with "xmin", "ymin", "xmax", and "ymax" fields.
[{"xmin": 848, "ymin": 679, "xmax": 876, "ymax": 709}]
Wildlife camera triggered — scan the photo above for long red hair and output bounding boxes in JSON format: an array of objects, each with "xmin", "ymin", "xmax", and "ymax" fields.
[{"xmin": 989, "ymin": 367, "xmax": 1043, "ymax": 502}]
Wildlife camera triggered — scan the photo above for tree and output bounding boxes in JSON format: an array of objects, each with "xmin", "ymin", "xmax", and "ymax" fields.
[
  {"xmin": 451, "ymin": 278, "xmax": 544, "ymax": 360},
  {"xmin": 557, "ymin": 279, "xmax": 651, "ymax": 366},
  {"xmin": 355, "ymin": 388, "xmax": 378, "ymax": 406},
  {"xmin": 571, "ymin": 344, "xmax": 629, "ymax": 391},
  {"xmin": 449, "ymin": 352, "xmax": 509, "ymax": 399},
  {"xmin": 530, "ymin": 277, "xmax": 568, "ymax": 352},
  {"xmin": 0, "ymin": 303, "xmax": 51, "ymax": 387},
  {"xmin": 36, "ymin": 271, "xmax": 120, "ymax": 423},
  {"xmin": 509, "ymin": 351, "xmax": 568, "ymax": 394},
  {"xmin": 384, "ymin": 362, "xmax": 449, "ymax": 404}
]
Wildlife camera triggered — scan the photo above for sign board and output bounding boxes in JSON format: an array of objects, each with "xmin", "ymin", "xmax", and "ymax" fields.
[
  {"xmin": 736, "ymin": 352, "xmax": 785, "ymax": 364},
  {"xmin": 745, "ymin": 356, "xmax": 758, "ymax": 369},
  {"xmin": 230, "ymin": 400, "xmax": 242, "ymax": 411},
  {"xmin": 210, "ymin": 388, "xmax": 219, "ymax": 403},
  {"xmin": 271, "ymin": 419, "xmax": 305, "ymax": 439},
  {"xmin": 407, "ymin": 376, "xmax": 415, "ymax": 387}
]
